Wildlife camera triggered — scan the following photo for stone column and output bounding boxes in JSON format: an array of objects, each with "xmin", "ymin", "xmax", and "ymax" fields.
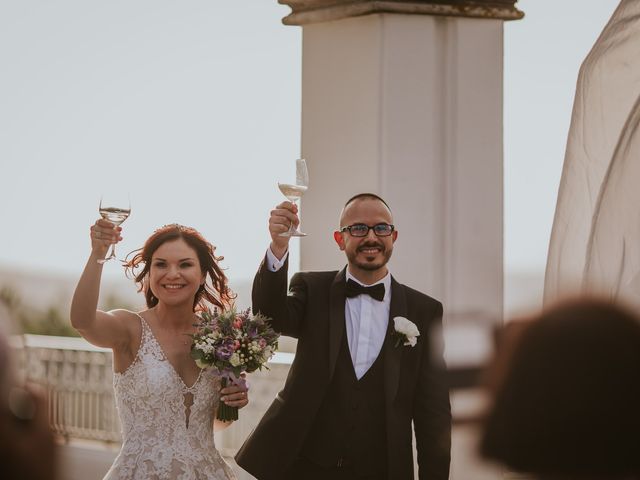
[{"xmin": 286, "ymin": 0, "xmax": 521, "ymax": 326}]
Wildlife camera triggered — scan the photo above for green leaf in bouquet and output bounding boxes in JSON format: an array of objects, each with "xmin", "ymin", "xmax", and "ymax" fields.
[{"xmin": 190, "ymin": 349, "xmax": 204, "ymax": 361}]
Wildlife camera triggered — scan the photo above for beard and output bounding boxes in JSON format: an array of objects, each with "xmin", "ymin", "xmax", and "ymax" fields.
[{"xmin": 346, "ymin": 241, "xmax": 393, "ymax": 271}]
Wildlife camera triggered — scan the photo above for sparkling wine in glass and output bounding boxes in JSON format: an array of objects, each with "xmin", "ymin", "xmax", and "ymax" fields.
[
  {"xmin": 278, "ymin": 158, "xmax": 309, "ymax": 237},
  {"xmin": 97, "ymin": 195, "xmax": 131, "ymax": 264}
]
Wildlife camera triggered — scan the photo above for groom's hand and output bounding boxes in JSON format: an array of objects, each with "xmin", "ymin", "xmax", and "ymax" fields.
[{"xmin": 269, "ymin": 201, "xmax": 298, "ymax": 259}]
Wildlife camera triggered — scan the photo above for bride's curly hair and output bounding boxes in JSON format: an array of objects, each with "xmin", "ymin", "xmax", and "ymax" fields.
[{"xmin": 124, "ymin": 224, "xmax": 235, "ymax": 311}]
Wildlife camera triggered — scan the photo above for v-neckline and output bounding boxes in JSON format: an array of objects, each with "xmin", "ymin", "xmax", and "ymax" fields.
[{"xmin": 138, "ymin": 313, "xmax": 203, "ymax": 391}]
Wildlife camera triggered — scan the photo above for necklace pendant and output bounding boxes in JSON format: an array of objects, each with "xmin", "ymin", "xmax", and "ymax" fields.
[{"xmin": 183, "ymin": 392, "xmax": 194, "ymax": 429}]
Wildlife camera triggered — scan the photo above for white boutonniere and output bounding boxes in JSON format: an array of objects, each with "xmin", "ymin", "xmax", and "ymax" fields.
[{"xmin": 393, "ymin": 316, "xmax": 420, "ymax": 347}]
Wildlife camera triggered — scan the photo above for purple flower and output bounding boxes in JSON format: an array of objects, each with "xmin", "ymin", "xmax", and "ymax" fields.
[{"xmin": 216, "ymin": 344, "xmax": 234, "ymax": 361}]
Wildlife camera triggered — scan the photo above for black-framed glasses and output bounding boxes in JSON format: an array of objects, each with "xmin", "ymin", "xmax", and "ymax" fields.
[{"xmin": 340, "ymin": 223, "xmax": 395, "ymax": 237}]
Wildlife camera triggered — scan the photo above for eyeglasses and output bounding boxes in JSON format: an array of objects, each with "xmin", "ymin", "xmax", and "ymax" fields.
[{"xmin": 340, "ymin": 223, "xmax": 395, "ymax": 237}]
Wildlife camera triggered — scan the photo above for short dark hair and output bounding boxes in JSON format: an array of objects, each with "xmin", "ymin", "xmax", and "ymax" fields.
[{"xmin": 344, "ymin": 193, "xmax": 391, "ymax": 212}]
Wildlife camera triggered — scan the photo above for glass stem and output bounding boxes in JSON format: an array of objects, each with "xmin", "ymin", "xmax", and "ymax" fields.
[{"xmin": 293, "ymin": 199, "xmax": 300, "ymax": 233}]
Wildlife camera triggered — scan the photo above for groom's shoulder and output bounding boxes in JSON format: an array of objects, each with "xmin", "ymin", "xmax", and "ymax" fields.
[
  {"xmin": 397, "ymin": 281, "xmax": 442, "ymax": 309},
  {"xmin": 292, "ymin": 269, "xmax": 340, "ymax": 288},
  {"xmin": 294, "ymin": 269, "xmax": 339, "ymax": 281}
]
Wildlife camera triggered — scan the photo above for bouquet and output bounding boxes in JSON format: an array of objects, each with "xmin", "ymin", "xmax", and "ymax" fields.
[{"xmin": 190, "ymin": 307, "xmax": 279, "ymax": 421}]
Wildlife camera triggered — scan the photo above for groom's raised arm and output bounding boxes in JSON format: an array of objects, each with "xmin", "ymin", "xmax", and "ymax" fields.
[
  {"xmin": 252, "ymin": 201, "xmax": 307, "ymax": 338},
  {"xmin": 252, "ymin": 253, "xmax": 307, "ymax": 338}
]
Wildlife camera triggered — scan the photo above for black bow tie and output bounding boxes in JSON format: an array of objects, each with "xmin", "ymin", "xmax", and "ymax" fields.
[{"xmin": 345, "ymin": 279, "xmax": 385, "ymax": 302}]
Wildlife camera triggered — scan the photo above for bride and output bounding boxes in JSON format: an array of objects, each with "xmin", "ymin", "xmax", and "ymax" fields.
[{"xmin": 71, "ymin": 219, "xmax": 248, "ymax": 480}]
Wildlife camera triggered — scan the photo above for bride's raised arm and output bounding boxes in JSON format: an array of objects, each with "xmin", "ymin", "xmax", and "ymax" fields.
[{"xmin": 70, "ymin": 218, "xmax": 132, "ymax": 349}]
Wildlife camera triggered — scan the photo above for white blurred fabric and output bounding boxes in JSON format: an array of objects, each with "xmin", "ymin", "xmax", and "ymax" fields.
[{"xmin": 544, "ymin": 0, "xmax": 640, "ymax": 304}]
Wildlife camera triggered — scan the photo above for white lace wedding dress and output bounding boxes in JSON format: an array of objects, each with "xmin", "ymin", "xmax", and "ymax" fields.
[{"xmin": 104, "ymin": 315, "xmax": 237, "ymax": 480}]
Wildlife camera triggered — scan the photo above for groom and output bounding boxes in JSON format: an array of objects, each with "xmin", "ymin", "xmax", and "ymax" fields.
[{"xmin": 236, "ymin": 193, "xmax": 451, "ymax": 480}]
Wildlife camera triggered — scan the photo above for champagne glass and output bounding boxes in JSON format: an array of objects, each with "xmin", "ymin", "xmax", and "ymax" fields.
[
  {"xmin": 97, "ymin": 194, "xmax": 131, "ymax": 264},
  {"xmin": 278, "ymin": 158, "xmax": 308, "ymax": 237}
]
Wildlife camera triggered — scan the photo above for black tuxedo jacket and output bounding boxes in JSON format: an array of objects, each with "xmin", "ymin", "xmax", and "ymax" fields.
[{"xmin": 235, "ymin": 256, "xmax": 451, "ymax": 480}]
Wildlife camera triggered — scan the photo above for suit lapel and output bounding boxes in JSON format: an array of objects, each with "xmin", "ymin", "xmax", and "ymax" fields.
[
  {"xmin": 384, "ymin": 276, "xmax": 408, "ymax": 406},
  {"xmin": 328, "ymin": 267, "xmax": 347, "ymax": 381}
]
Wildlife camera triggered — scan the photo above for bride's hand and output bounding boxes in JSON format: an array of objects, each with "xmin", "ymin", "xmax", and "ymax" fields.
[
  {"xmin": 90, "ymin": 219, "xmax": 122, "ymax": 258},
  {"xmin": 220, "ymin": 377, "xmax": 249, "ymax": 409}
]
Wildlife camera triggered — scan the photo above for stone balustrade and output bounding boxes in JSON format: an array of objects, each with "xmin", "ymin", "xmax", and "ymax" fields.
[{"xmin": 13, "ymin": 334, "xmax": 292, "ymax": 456}]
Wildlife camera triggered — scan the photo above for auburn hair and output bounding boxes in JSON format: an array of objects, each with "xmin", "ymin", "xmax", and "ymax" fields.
[{"xmin": 124, "ymin": 224, "xmax": 235, "ymax": 311}]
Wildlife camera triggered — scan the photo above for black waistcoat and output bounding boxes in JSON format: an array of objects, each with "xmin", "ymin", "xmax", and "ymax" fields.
[{"xmin": 300, "ymin": 332, "xmax": 387, "ymax": 476}]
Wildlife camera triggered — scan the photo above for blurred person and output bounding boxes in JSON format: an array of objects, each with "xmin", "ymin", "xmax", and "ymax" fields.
[
  {"xmin": 481, "ymin": 298, "xmax": 640, "ymax": 479},
  {"xmin": 71, "ymin": 221, "xmax": 249, "ymax": 480},
  {"xmin": 236, "ymin": 194, "xmax": 451, "ymax": 480},
  {"xmin": 0, "ymin": 305, "xmax": 57, "ymax": 480}
]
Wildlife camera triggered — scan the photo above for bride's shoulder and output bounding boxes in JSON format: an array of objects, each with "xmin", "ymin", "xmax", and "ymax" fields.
[
  {"xmin": 107, "ymin": 309, "xmax": 145, "ymax": 354},
  {"xmin": 106, "ymin": 310, "xmax": 145, "ymax": 336},
  {"xmin": 107, "ymin": 309, "xmax": 143, "ymax": 321}
]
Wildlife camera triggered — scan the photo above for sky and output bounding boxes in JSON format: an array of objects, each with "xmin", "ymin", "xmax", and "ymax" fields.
[
  {"xmin": 504, "ymin": 0, "xmax": 620, "ymax": 272},
  {"xmin": 0, "ymin": 0, "xmax": 622, "ymax": 285}
]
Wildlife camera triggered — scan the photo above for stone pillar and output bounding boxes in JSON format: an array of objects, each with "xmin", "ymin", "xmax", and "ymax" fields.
[{"xmin": 287, "ymin": 0, "xmax": 521, "ymax": 325}]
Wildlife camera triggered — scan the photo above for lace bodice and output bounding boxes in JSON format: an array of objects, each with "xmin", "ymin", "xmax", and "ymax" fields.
[{"xmin": 104, "ymin": 315, "xmax": 236, "ymax": 480}]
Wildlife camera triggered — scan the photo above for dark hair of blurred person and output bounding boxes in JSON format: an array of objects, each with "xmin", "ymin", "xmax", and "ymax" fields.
[
  {"xmin": 0, "ymin": 305, "xmax": 57, "ymax": 480},
  {"xmin": 481, "ymin": 298, "xmax": 640, "ymax": 479}
]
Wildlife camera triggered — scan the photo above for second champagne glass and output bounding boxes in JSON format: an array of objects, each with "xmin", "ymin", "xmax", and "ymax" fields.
[
  {"xmin": 278, "ymin": 158, "xmax": 308, "ymax": 237},
  {"xmin": 97, "ymin": 194, "xmax": 131, "ymax": 264}
]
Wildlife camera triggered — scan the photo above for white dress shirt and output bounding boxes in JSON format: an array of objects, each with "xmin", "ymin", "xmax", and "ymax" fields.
[
  {"xmin": 344, "ymin": 271, "xmax": 391, "ymax": 379},
  {"xmin": 266, "ymin": 248, "xmax": 391, "ymax": 379},
  {"xmin": 266, "ymin": 247, "xmax": 288, "ymax": 272}
]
